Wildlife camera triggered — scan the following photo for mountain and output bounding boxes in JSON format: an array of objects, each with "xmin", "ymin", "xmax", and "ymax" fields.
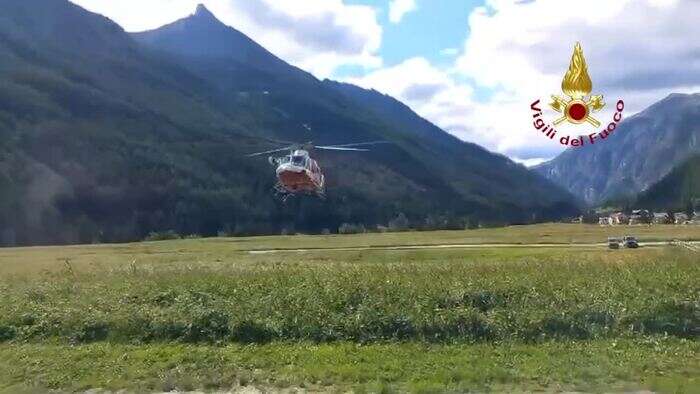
[
  {"xmin": 536, "ymin": 93, "xmax": 700, "ymax": 205},
  {"xmin": 0, "ymin": 1, "xmax": 577, "ymax": 246},
  {"xmin": 132, "ymin": 5, "xmax": 578, "ymax": 217},
  {"xmin": 323, "ymin": 81, "xmax": 577, "ymax": 215},
  {"xmin": 633, "ymin": 154, "xmax": 700, "ymax": 211},
  {"xmin": 133, "ymin": 4, "xmax": 293, "ymax": 77}
]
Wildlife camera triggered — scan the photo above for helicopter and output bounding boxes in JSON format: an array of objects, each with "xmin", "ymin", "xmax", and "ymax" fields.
[{"xmin": 247, "ymin": 140, "xmax": 388, "ymax": 200}]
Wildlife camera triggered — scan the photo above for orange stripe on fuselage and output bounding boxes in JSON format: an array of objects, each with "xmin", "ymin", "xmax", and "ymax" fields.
[{"xmin": 278, "ymin": 170, "xmax": 316, "ymax": 192}]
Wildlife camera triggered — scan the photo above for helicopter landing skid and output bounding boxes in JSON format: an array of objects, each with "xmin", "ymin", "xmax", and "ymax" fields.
[
  {"xmin": 273, "ymin": 183, "xmax": 294, "ymax": 202},
  {"xmin": 273, "ymin": 183, "xmax": 325, "ymax": 202}
]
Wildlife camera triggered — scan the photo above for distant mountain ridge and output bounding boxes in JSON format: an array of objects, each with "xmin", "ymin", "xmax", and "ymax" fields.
[
  {"xmin": 634, "ymin": 154, "xmax": 700, "ymax": 211},
  {"xmin": 0, "ymin": 0, "xmax": 577, "ymax": 246},
  {"xmin": 133, "ymin": 4, "xmax": 294, "ymax": 76},
  {"xmin": 536, "ymin": 93, "xmax": 700, "ymax": 205}
]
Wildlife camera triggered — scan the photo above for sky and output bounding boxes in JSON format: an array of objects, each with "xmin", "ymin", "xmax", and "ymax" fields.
[{"xmin": 71, "ymin": 0, "xmax": 700, "ymax": 166}]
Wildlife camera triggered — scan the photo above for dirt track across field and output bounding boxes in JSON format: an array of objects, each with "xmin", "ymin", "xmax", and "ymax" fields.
[{"xmin": 248, "ymin": 241, "xmax": 700, "ymax": 254}]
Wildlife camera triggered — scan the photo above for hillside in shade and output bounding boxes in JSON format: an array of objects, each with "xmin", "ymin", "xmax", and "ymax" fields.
[{"xmin": 634, "ymin": 154, "xmax": 700, "ymax": 211}]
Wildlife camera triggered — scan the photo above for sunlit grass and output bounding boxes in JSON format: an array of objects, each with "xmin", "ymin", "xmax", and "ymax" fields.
[{"xmin": 0, "ymin": 225, "xmax": 698, "ymax": 391}]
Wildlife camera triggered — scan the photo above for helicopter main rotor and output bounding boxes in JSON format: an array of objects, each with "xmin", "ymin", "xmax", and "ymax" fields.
[{"xmin": 246, "ymin": 140, "xmax": 389, "ymax": 157}]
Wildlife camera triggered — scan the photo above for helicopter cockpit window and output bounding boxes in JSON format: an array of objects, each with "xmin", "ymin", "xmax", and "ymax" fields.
[{"xmin": 291, "ymin": 155, "xmax": 306, "ymax": 166}]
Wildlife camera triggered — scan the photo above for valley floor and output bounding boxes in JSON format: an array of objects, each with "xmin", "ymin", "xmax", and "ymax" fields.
[{"xmin": 0, "ymin": 224, "xmax": 698, "ymax": 392}]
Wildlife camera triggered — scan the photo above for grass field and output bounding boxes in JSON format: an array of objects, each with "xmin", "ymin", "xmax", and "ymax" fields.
[{"xmin": 0, "ymin": 224, "xmax": 698, "ymax": 392}]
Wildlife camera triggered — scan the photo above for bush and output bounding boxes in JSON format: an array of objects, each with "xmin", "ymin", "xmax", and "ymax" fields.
[
  {"xmin": 338, "ymin": 223, "xmax": 366, "ymax": 234},
  {"xmin": 388, "ymin": 213, "xmax": 410, "ymax": 232},
  {"xmin": 182, "ymin": 310, "xmax": 230, "ymax": 343},
  {"xmin": 421, "ymin": 311, "xmax": 494, "ymax": 342},
  {"xmin": 71, "ymin": 322, "xmax": 110, "ymax": 343},
  {"xmin": 626, "ymin": 301, "xmax": 699, "ymax": 338},
  {"xmin": 0, "ymin": 325, "xmax": 16, "ymax": 342},
  {"xmin": 231, "ymin": 321, "xmax": 274, "ymax": 344},
  {"xmin": 525, "ymin": 309, "xmax": 617, "ymax": 341},
  {"xmin": 144, "ymin": 230, "xmax": 181, "ymax": 241}
]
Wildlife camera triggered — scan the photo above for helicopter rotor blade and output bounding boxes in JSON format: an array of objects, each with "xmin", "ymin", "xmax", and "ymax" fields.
[
  {"xmin": 319, "ymin": 141, "xmax": 390, "ymax": 148},
  {"xmin": 246, "ymin": 146, "xmax": 294, "ymax": 157},
  {"xmin": 316, "ymin": 141, "xmax": 391, "ymax": 148},
  {"xmin": 314, "ymin": 146, "xmax": 370, "ymax": 152}
]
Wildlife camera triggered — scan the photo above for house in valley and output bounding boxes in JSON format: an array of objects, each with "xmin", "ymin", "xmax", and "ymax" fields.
[
  {"xmin": 674, "ymin": 212, "xmax": 689, "ymax": 224},
  {"xmin": 652, "ymin": 212, "xmax": 671, "ymax": 224},
  {"xmin": 610, "ymin": 212, "xmax": 628, "ymax": 225},
  {"xmin": 629, "ymin": 210, "xmax": 652, "ymax": 225},
  {"xmin": 599, "ymin": 216, "xmax": 613, "ymax": 226}
]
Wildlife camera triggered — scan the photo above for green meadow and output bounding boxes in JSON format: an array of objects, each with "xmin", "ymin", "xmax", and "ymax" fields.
[{"xmin": 0, "ymin": 224, "xmax": 698, "ymax": 392}]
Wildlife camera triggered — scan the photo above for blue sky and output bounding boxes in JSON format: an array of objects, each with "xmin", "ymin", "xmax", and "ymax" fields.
[{"xmin": 337, "ymin": 0, "xmax": 478, "ymax": 78}]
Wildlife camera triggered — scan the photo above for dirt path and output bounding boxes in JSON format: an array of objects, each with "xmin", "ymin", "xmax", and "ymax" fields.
[{"xmin": 247, "ymin": 241, "xmax": 700, "ymax": 254}]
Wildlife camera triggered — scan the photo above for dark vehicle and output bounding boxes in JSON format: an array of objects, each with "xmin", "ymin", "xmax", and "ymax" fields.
[
  {"xmin": 608, "ymin": 237, "xmax": 621, "ymax": 249},
  {"xmin": 624, "ymin": 236, "xmax": 639, "ymax": 248}
]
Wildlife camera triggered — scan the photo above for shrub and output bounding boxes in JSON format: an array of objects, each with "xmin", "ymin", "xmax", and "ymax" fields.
[
  {"xmin": 146, "ymin": 320, "xmax": 188, "ymax": 342},
  {"xmin": 338, "ymin": 223, "xmax": 366, "ymax": 234},
  {"xmin": 231, "ymin": 321, "xmax": 274, "ymax": 344},
  {"xmin": 0, "ymin": 325, "xmax": 16, "ymax": 342},
  {"xmin": 436, "ymin": 290, "xmax": 508, "ymax": 312},
  {"xmin": 71, "ymin": 322, "xmax": 110, "ymax": 343},
  {"xmin": 626, "ymin": 301, "xmax": 699, "ymax": 338},
  {"xmin": 421, "ymin": 311, "xmax": 494, "ymax": 342},
  {"xmin": 388, "ymin": 213, "xmax": 410, "ymax": 232},
  {"xmin": 466, "ymin": 290, "xmax": 509, "ymax": 313},
  {"xmin": 182, "ymin": 310, "xmax": 230, "ymax": 343},
  {"xmin": 144, "ymin": 230, "xmax": 181, "ymax": 241},
  {"xmin": 525, "ymin": 309, "xmax": 617, "ymax": 341}
]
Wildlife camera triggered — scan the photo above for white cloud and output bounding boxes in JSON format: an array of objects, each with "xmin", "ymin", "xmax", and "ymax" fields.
[
  {"xmin": 345, "ymin": 58, "xmax": 485, "ymax": 145},
  {"xmin": 70, "ymin": 0, "xmax": 382, "ymax": 78},
  {"xmin": 389, "ymin": 0, "xmax": 417, "ymax": 24},
  {"xmin": 349, "ymin": 0, "xmax": 700, "ymax": 162},
  {"xmin": 452, "ymin": 0, "xmax": 700, "ymax": 160}
]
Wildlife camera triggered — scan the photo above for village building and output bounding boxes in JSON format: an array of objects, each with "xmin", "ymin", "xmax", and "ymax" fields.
[
  {"xmin": 691, "ymin": 213, "xmax": 700, "ymax": 225},
  {"xmin": 629, "ymin": 210, "xmax": 651, "ymax": 225},
  {"xmin": 652, "ymin": 212, "xmax": 671, "ymax": 224},
  {"xmin": 674, "ymin": 212, "xmax": 689, "ymax": 224},
  {"xmin": 610, "ymin": 212, "xmax": 628, "ymax": 225}
]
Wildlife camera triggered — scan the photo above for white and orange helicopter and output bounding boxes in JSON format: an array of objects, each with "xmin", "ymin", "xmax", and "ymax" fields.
[{"xmin": 247, "ymin": 140, "xmax": 388, "ymax": 200}]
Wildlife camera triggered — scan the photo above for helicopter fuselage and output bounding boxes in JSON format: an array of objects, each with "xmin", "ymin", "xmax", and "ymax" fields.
[
  {"xmin": 274, "ymin": 150, "xmax": 325, "ymax": 195},
  {"xmin": 248, "ymin": 141, "xmax": 387, "ymax": 200}
]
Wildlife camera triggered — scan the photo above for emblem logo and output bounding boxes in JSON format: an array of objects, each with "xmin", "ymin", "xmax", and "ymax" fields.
[
  {"xmin": 529, "ymin": 42, "xmax": 624, "ymax": 148},
  {"xmin": 549, "ymin": 42, "xmax": 605, "ymax": 127}
]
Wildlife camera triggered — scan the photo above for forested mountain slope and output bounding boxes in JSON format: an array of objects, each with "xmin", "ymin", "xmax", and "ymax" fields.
[{"xmin": 0, "ymin": 1, "xmax": 577, "ymax": 246}]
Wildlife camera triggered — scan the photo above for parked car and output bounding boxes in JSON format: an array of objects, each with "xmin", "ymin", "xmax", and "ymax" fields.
[
  {"xmin": 608, "ymin": 237, "xmax": 621, "ymax": 249},
  {"xmin": 623, "ymin": 236, "xmax": 639, "ymax": 248}
]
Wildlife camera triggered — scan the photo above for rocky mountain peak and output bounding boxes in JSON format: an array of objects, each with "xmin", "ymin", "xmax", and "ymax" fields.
[{"xmin": 193, "ymin": 4, "xmax": 217, "ymax": 21}]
